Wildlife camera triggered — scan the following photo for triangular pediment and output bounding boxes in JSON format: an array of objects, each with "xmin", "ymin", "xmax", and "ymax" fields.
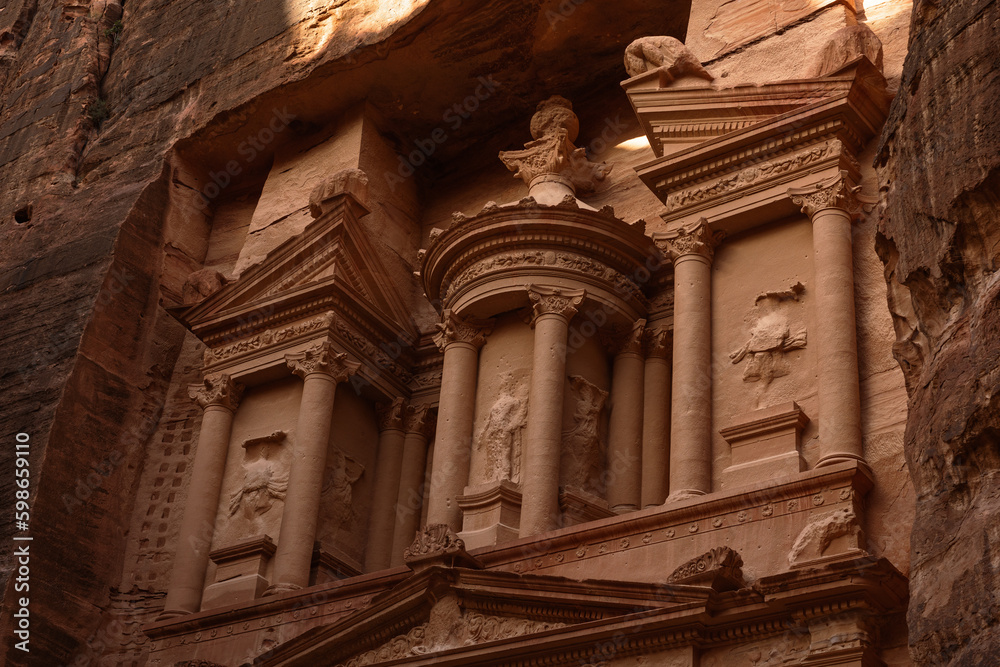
[
  {"xmin": 254, "ymin": 566, "xmax": 716, "ymax": 666},
  {"xmin": 172, "ymin": 194, "xmax": 415, "ymax": 343}
]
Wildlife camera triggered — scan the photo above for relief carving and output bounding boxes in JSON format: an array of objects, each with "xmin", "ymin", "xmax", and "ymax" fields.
[
  {"xmin": 730, "ymin": 283, "xmax": 807, "ymax": 385},
  {"xmin": 228, "ymin": 431, "xmax": 288, "ymax": 520},
  {"xmin": 527, "ymin": 284, "xmax": 586, "ymax": 321},
  {"xmin": 602, "ymin": 319, "xmax": 646, "ymax": 356},
  {"xmin": 321, "ymin": 448, "xmax": 364, "ymax": 532},
  {"xmin": 403, "ymin": 524, "xmax": 480, "ymax": 570},
  {"xmin": 787, "ymin": 170, "xmax": 865, "ymax": 218},
  {"xmin": 477, "ymin": 373, "xmax": 529, "ymax": 484},
  {"xmin": 203, "ymin": 312, "xmax": 333, "ymax": 366},
  {"xmin": 644, "ymin": 326, "xmax": 672, "ymax": 359},
  {"xmin": 189, "ymin": 373, "xmax": 244, "ymax": 411},
  {"xmin": 498, "ymin": 96, "xmax": 611, "ymax": 195},
  {"xmin": 654, "ymin": 220, "xmax": 724, "ymax": 263},
  {"xmin": 667, "ymin": 546, "xmax": 745, "ymax": 590},
  {"xmin": 561, "ymin": 375, "xmax": 608, "ymax": 496},
  {"xmin": 376, "ymin": 397, "xmax": 406, "ymax": 432},
  {"xmin": 788, "ymin": 508, "xmax": 864, "ymax": 566},
  {"xmin": 285, "ymin": 340, "xmax": 361, "ymax": 382},
  {"xmin": 624, "ymin": 35, "xmax": 713, "ymax": 81},
  {"xmin": 404, "ymin": 403, "xmax": 436, "ymax": 438},
  {"xmin": 433, "ymin": 309, "xmax": 494, "ymax": 351}
]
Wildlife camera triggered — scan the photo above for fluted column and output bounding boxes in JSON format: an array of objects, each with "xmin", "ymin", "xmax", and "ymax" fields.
[
  {"xmin": 642, "ymin": 327, "xmax": 672, "ymax": 507},
  {"xmin": 789, "ymin": 172, "xmax": 865, "ymax": 466},
  {"xmin": 426, "ymin": 311, "xmax": 493, "ymax": 531},
  {"xmin": 390, "ymin": 404, "xmax": 436, "ymax": 567},
  {"xmin": 159, "ymin": 374, "xmax": 244, "ymax": 619},
  {"xmin": 520, "ymin": 285, "xmax": 585, "ymax": 537},
  {"xmin": 604, "ymin": 319, "xmax": 645, "ymax": 514},
  {"xmin": 657, "ymin": 221, "xmax": 723, "ymax": 500},
  {"xmin": 364, "ymin": 398, "xmax": 407, "ymax": 572},
  {"xmin": 267, "ymin": 341, "xmax": 360, "ymax": 594}
]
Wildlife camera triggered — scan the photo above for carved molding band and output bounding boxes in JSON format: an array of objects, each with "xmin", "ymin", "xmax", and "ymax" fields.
[
  {"xmin": 787, "ymin": 170, "xmax": 863, "ymax": 218},
  {"xmin": 285, "ymin": 340, "xmax": 361, "ymax": 382},
  {"xmin": 189, "ymin": 373, "xmax": 245, "ymax": 412},
  {"xmin": 654, "ymin": 220, "xmax": 724, "ymax": 263},
  {"xmin": 433, "ymin": 309, "xmax": 495, "ymax": 351},
  {"xmin": 526, "ymin": 284, "xmax": 586, "ymax": 322}
]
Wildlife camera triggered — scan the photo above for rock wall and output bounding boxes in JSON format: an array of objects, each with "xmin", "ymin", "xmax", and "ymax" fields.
[{"xmin": 875, "ymin": 0, "xmax": 1000, "ymax": 664}]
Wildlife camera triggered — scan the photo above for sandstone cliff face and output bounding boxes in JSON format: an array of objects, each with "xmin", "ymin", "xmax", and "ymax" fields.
[{"xmin": 876, "ymin": 0, "xmax": 1000, "ymax": 664}]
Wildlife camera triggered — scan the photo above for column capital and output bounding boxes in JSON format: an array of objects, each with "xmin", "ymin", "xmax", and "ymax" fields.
[
  {"xmin": 526, "ymin": 284, "xmax": 586, "ymax": 322},
  {"xmin": 376, "ymin": 397, "xmax": 407, "ymax": 432},
  {"xmin": 285, "ymin": 340, "xmax": 361, "ymax": 382},
  {"xmin": 787, "ymin": 170, "xmax": 864, "ymax": 218},
  {"xmin": 189, "ymin": 373, "xmax": 244, "ymax": 412},
  {"xmin": 433, "ymin": 309, "xmax": 495, "ymax": 351},
  {"xmin": 404, "ymin": 403, "xmax": 437, "ymax": 438},
  {"xmin": 654, "ymin": 219, "xmax": 724, "ymax": 263},
  {"xmin": 644, "ymin": 326, "xmax": 673, "ymax": 359},
  {"xmin": 601, "ymin": 319, "xmax": 646, "ymax": 356}
]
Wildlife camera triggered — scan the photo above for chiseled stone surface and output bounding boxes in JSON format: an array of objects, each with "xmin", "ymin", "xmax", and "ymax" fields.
[{"xmin": 875, "ymin": 0, "xmax": 1000, "ymax": 663}]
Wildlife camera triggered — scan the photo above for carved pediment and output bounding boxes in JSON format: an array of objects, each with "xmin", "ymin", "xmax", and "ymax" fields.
[{"xmin": 171, "ymin": 178, "xmax": 415, "ymax": 345}]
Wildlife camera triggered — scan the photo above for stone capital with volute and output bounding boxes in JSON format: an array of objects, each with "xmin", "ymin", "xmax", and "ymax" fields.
[
  {"xmin": 404, "ymin": 403, "xmax": 436, "ymax": 437},
  {"xmin": 376, "ymin": 397, "xmax": 407, "ymax": 432},
  {"xmin": 654, "ymin": 219, "xmax": 724, "ymax": 263},
  {"xmin": 644, "ymin": 326, "xmax": 672, "ymax": 359},
  {"xmin": 433, "ymin": 309, "xmax": 494, "ymax": 351},
  {"xmin": 787, "ymin": 170, "xmax": 864, "ymax": 219},
  {"xmin": 189, "ymin": 373, "xmax": 245, "ymax": 412},
  {"xmin": 526, "ymin": 284, "xmax": 586, "ymax": 322},
  {"xmin": 284, "ymin": 340, "xmax": 361, "ymax": 382},
  {"xmin": 602, "ymin": 319, "xmax": 647, "ymax": 357}
]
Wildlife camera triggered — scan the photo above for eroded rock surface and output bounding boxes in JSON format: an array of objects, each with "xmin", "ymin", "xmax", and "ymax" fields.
[{"xmin": 876, "ymin": 0, "xmax": 1000, "ymax": 663}]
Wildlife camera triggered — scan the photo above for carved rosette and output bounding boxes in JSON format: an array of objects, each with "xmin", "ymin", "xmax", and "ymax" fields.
[
  {"xmin": 376, "ymin": 397, "xmax": 407, "ymax": 432},
  {"xmin": 601, "ymin": 319, "xmax": 646, "ymax": 356},
  {"xmin": 404, "ymin": 403, "xmax": 436, "ymax": 438},
  {"xmin": 644, "ymin": 326, "xmax": 673, "ymax": 359},
  {"xmin": 285, "ymin": 340, "xmax": 361, "ymax": 382},
  {"xmin": 189, "ymin": 373, "xmax": 244, "ymax": 412},
  {"xmin": 655, "ymin": 220, "xmax": 724, "ymax": 263},
  {"xmin": 498, "ymin": 96, "xmax": 611, "ymax": 195},
  {"xmin": 433, "ymin": 310, "xmax": 495, "ymax": 352},
  {"xmin": 787, "ymin": 170, "xmax": 864, "ymax": 218},
  {"xmin": 526, "ymin": 284, "xmax": 586, "ymax": 322}
]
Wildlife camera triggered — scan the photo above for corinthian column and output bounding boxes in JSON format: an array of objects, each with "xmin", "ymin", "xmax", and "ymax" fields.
[
  {"xmin": 159, "ymin": 374, "xmax": 244, "ymax": 619},
  {"xmin": 642, "ymin": 327, "xmax": 672, "ymax": 507},
  {"xmin": 520, "ymin": 285, "xmax": 585, "ymax": 537},
  {"xmin": 390, "ymin": 404, "xmax": 436, "ymax": 567},
  {"xmin": 426, "ymin": 311, "xmax": 493, "ymax": 531},
  {"xmin": 364, "ymin": 398, "xmax": 407, "ymax": 572},
  {"xmin": 604, "ymin": 319, "xmax": 645, "ymax": 514},
  {"xmin": 656, "ymin": 221, "xmax": 723, "ymax": 500},
  {"xmin": 788, "ymin": 172, "xmax": 865, "ymax": 466},
  {"xmin": 267, "ymin": 341, "xmax": 360, "ymax": 594}
]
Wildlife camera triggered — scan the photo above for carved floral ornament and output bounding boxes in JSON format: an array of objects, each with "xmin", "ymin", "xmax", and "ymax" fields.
[
  {"xmin": 404, "ymin": 403, "xmax": 436, "ymax": 438},
  {"xmin": 601, "ymin": 318, "xmax": 646, "ymax": 356},
  {"xmin": 189, "ymin": 373, "xmax": 245, "ymax": 411},
  {"xmin": 433, "ymin": 309, "xmax": 495, "ymax": 351},
  {"xmin": 285, "ymin": 340, "xmax": 361, "ymax": 382},
  {"xmin": 644, "ymin": 326, "xmax": 672, "ymax": 359},
  {"xmin": 786, "ymin": 170, "xmax": 868, "ymax": 218},
  {"xmin": 526, "ymin": 284, "xmax": 586, "ymax": 321},
  {"xmin": 654, "ymin": 220, "xmax": 725, "ymax": 263},
  {"xmin": 376, "ymin": 397, "xmax": 406, "ymax": 432}
]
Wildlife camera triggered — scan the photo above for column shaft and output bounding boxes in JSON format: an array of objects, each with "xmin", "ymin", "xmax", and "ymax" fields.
[
  {"xmin": 606, "ymin": 351, "xmax": 644, "ymax": 513},
  {"xmin": 520, "ymin": 312, "xmax": 572, "ymax": 536},
  {"xmin": 270, "ymin": 373, "xmax": 338, "ymax": 591},
  {"xmin": 391, "ymin": 424, "xmax": 432, "ymax": 567},
  {"xmin": 364, "ymin": 423, "xmax": 406, "ymax": 572},
  {"xmin": 641, "ymin": 351, "xmax": 671, "ymax": 507},
  {"xmin": 670, "ymin": 254, "xmax": 713, "ymax": 497},
  {"xmin": 812, "ymin": 206, "xmax": 863, "ymax": 464},
  {"xmin": 425, "ymin": 342, "xmax": 480, "ymax": 530}
]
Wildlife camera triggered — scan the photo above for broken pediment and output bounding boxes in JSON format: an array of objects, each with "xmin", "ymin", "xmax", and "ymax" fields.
[{"xmin": 171, "ymin": 169, "xmax": 415, "ymax": 345}]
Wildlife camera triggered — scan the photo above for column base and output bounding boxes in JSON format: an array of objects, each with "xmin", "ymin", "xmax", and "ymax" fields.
[
  {"xmin": 262, "ymin": 582, "xmax": 302, "ymax": 597},
  {"xmin": 155, "ymin": 608, "xmax": 193, "ymax": 622},
  {"xmin": 665, "ymin": 489, "xmax": 707, "ymax": 503},
  {"xmin": 610, "ymin": 503, "xmax": 639, "ymax": 514},
  {"xmin": 816, "ymin": 452, "xmax": 868, "ymax": 468}
]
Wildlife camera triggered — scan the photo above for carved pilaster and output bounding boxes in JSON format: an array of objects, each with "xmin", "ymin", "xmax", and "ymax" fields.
[
  {"xmin": 601, "ymin": 319, "xmax": 646, "ymax": 356},
  {"xmin": 787, "ymin": 170, "xmax": 864, "ymax": 218},
  {"xmin": 498, "ymin": 96, "xmax": 611, "ymax": 195},
  {"xmin": 376, "ymin": 397, "xmax": 407, "ymax": 432},
  {"xmin": 654, "ymin": 219, "xmax": 724, "ymax": 263},
  {"xmin": 433, "ymin": 309, "xmax": 494, "ymax": 351},
  {"xmin": 526, "ymin": 284, "xmax": 586, "ymax": 322},
  {"xmin": 404, "ymin": 403, "xmax": 436, "ymax": 438},
  {"xmin": 644, "ymin": 326, "xmax": 673, "ymax": 359},
  {"xmin": 284, "ymin": 340, "xmax": 361, "ymax": 382},
  {"xmin": 189, "ymin": 373, "xmax": 244, "ymax": 412}
]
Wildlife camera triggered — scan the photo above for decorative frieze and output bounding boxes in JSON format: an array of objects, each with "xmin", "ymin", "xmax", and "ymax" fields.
[{"xmin": 188, "ymin": 373, "xmax": 244, "ymax": 412}]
